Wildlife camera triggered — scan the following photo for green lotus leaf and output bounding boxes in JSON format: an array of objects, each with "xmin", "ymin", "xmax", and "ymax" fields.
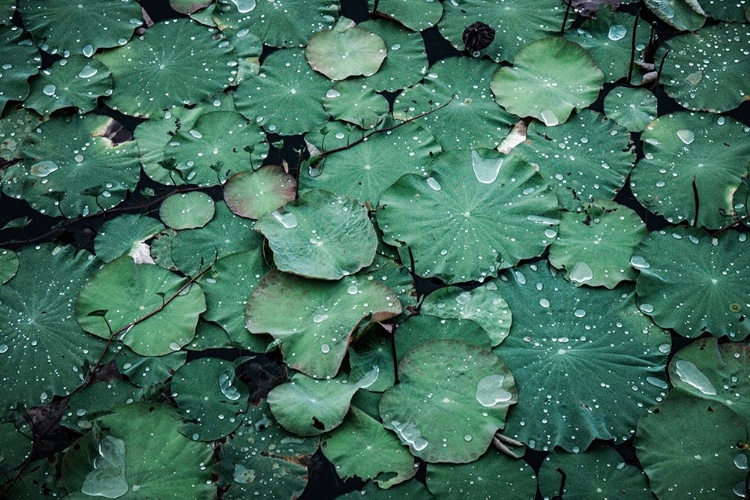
[
  {"xmin": 0, "ymin": 108, "xmax": 39, "ymax": 162},
  {"xmin": 300, "ymin": 119, "xmax": 441, "ymax": 206},
  {"xmin": 603, "ymin": 87, "xmax": 658, "ymax": 132},
  {"xmin": 0, "ymin": 25, "xmax": 40, "ymax": 114},
  {"xmin": 323, "ymin": 80, "xmax": 389, "ymax": 129},
  {"xmin": 216, "ymin": 400, "xmax": 318, "ymax": 500},
  {"xmin": 235, "ymin": 48, "xmax": 330, "ymax": 135},
  {"xmin": 358, "ymin": 18, "xmax": 429, "ymax": 92},
  {"xmin": 20, "ymin": 114, "xmax": 140, "ymax": 218},
  {"xmin": 548, "ymin": 200, "xmax": 647, "ymax": 288},
  {"xmin": 644, "ymin": 0, "xmax": 705, "ymax": 31},
  {"xmin": 630, "ymin": 112, "xmax": 750, "ymax": 228},
  {"xmin": 159, "ymin": 192, "xmax": 215, "ymax": 230},
  {"xmin": 367, "ymin": 0, "xmax": 443, "ymax": 31},
  {"xmin": 380, "ymin": 339, "xmax": 516, "ymax": 463},
  {"xmin": 659, "ymin": 23, "xmax": 750, "ymax": 113},
  {"xmin": 393, "ymin": 57, "xmax": 516, "ymax": 151},
  {"xmin": 635, "ymin": 390, "xmax": 748, "ymax": 500},
  {"xmin": 213, "ymin": 0, "xmax": 338, "ymax": 48},
  {"xmin": 24, "ymin": 56, "xmax": 112, "ymax": 116},
  {"xmin": 491, "ymin": 37, "xmax": 604, "ymax": 126},
  {"xmin": 0, "ymin": 244, "xmax": 106, "ymax": 418},
  {"xmin": 255, "ymin": 189, "xmax": 378, "ymax": 280},
  {"xmin": 172, "ymin": 357, "xmax": 249, "ymax": 441},
  {"xmin": 17, "ymin": 0, "xmax": 141, "ymax": 55},
  {"xmin": 95, "ymin": 19, "xmax": 236, "ymax": 117},
  {"xmin": 492, "ymin": 262, "xmax": 671, "ymax": 452},
  {"xmin": 75, "ymin": 255, "xmax": 206, "ymax": 356},
  {"xmin": 538, "ymin": 444, "xmax": 654, "ymax": 499},
  {"xmin": 60, "ymin": 379, "xmax": 145, "ymax": 433},
  {"xmin": 322, "ymin": 406, "xmax": 416, "ymax": 487},
  {"xmin": 349, "ymin": 327, "xmax": 396, "ymax": 393},
  {"xmin": 306, "ymin": 17, "xmax": 387, "ymax": 81},
  {"xmin": 420, "ymin": 282, "xmax": 511, "ymax": 346},
  {"xmin": 61, "ymin": 403, "xmax": 215, "ymax": 499},
  {"xmin": 633, "ymin": 227, "xmax": 750, "ymax": 340},
  {"xmin": 94, "ymin": 214, "xmax": 165, "ymax": 264},
  {"xmin": 3, "ymin": 457, "xmax": 66, "ymax": 499},
  {"xmin": 269, "ymin": 367, "xmax": 379, "ymax": 436},
  {"xmin": 0, "ymin": 248, "xmax": 18, "ymax": 284},
  {"xmin": 170, "ymin": 0, "xmax": 212, "ymax": 15},
  {"xmin": 224, "ymin": 166, "xmax": 297, "ymax": 220},
  {"xmin": 246, "ymin": 270, "xmax": 402, "ymax": 379},
  {"xmin": 425, "ymin": 450, "xmax": 537, "ymax": 499},
  {"xmin": 438, "ymin": 0, "xmax": 566, "ymax": 63},
  {"xmin": 394, "ymin": 315, "xmax": 491, "ymax": 363},
  {"xmin": 198, "ymin": 249, "xmax": 269, "ymax": 353},
  {"xmin": 338, "ymin": 479, "xmax": 434, "ymax": 499},
  {"xmin": 0, "ymin": 420, "xmax": 32, "ymax": 476},
  {"xmin": 377, "ymin": 149, "xmax": 560, "ymax": 284},
  {"xmin": 115, "ymin": 347, "xmax": 186, "ymax": 389}
]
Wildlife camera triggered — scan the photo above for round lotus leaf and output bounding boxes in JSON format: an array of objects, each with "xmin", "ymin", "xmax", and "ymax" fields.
[
  {"xmin": 159, "ymin": 192, "xmax": 215, "ymax": 230},
  {"xmin": 393, "ymin": 57, "xmax": 516, "ymax": 151},
  {"xmin": 17, "ymin": 0, "xmax": 141, "ymax": 55},
  {"xmin": 338, "ymin": 479, "xmax": 434, "ymax": 500},
  {"xmin": 306, "ymin": 17, "xmax": 387, "ymax": 81},
  {"xmin": 349, "ymin": 327, "xmax": 396, "ymax": 393},
  {"xmin": 95, "ymin": 19, "xmax": 236, "ymax": 117},
  {"xmin": 60, "ymin": 379, "xmax": 144, "ymax": 432},
  {"xmin": 644, "ymin": 0, "xmax": 705, "ymax": 31},
  {"xmin": 426, "ymin": 450, "xmax": 537, "ymax": 499},
  {"xmin": 0, "ymin": 108, "xmax": 39, "ymax": 163},
  {"xmin": 438, "ymin": 0, "xmax": 566, "ymax": 63},
  {"xmin": 603, "ymin": 87, "xmax": 658, "ymax": 132},
  {"xmin": 198, "ymin": 249, "xmax": 269, "ymax": 353},
  {"xmin": 549, "ymin": 200, "xmax": 647, "ymax": 289},
  {"xmin": 0, "ymin": 244, "xmax": 106, "ymax": 418},
  {"xmin": 420, "ymin": 282, "xmax": 511, "ymax": 347},
  {"xmin": 255, "ymin": 189, "xmax": 377, "ymax": 280},
  {"xmin": 630, "ymin": 112, "xmax": 750, "ymax": 228},
  {"xmin": 235, "ymin": 48, "xmax": 330, "ymax": 135},
  {"xmin": 395, "ymin": 315, "xmax": 491, "ymax": 363},
  {"xmin": 659, "ymin": 23, "xmax": 750, "ymax": 113},
  {"xmin": 491, "ymin": 37, "xmax": 604, "ymax": 127},
  {"xmin": 61, "ymin": 403, "xmax": 215, "ymax": 499},
  {"xmin": 300, "ymin": 119, "xmax": 441, "ymax": 206},
  {"xmin": 115, "ymin": 347, "xmax": 186, "ymax": 389},
  {"xmin": 538, "ymin": 444, "xmax": 653, "ymax": 499},
  {"xmin": 223, "ymin": 165, "xmax": 297, "ymax": 220},
  {"xmin": 0, "ymin": 25, "xmax": 40, "ymax": 114},
  {"xmin": 380, "ymin": 340, "xmax": 516, "ymax": 463},
  {"xmin": 246, "ymin": 270, "xmax": 402, "ymax": 379},
  {"xmin": 24, "ymin": 56, "xmax": 112, "ymax": 116},
  {"xmin": 0, "ymin": 421, "xmax": 32, "ymax": 476},
  {"xmin": 322, "ymin": 406, "xmax": 416, "ymax": 488},
  {"xmin": 633, "ymin": 227, "xmax": 750, "ymax": 340},
  {"xmin": 213, "ymin": 0, "xmax": 338, "ymax": 48},
  {"xmin": 492, "ymin": 262, "xmax": 671, "ymax": 452},
  {"xmin": 323, "ymin": 80, "xmax": 389, "ymax": 129},
  {"xmin": 0, "ymin": 248, "xmax": 18, "ymax": 284},
  {"xmin": 635, "ymin": 390, "xmax": 748, "ymax": 500},
  {"xmin": 94, "ymin": 214, "xmax": 165, "ymax": 264},
  {"xmin": 564, "ymin": 9, "xmax": 652, "ymax": 84},
  {"xmin": 76, "ymin": 255, "xmax": 206, "ymax": 356},
  {"xmin": 514, "ymin": 109, "xmax": 635, "ymax": 211},
  {"xmin": 20, "ymin": 114, "xmax": 140, "ymax": 218},
  {"xmin": 366, "ymin": 0, "xmax": 443, "ymax": 31},
  {"xmin": 377, "ymin": 149, "xmax": 560, "ymax": 284},
  {"xmin": 172, "ymin": 357, "xmax": 249, "ymax": 441},
  {"xmin": 358, "ymin": 18, "xmax": 429, "ymax": 92},
  {"xmin": 216, "ymin": 400, "xmax": 318, "ymax": 500}
]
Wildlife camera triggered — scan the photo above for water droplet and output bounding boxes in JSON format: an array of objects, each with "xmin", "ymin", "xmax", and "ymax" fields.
[
  {"xmin": 313, "ymin": 314, "xmax": 328, "ymax": 323},
  {"xmin": 75, "ymin": 154, "xmax": 84, "ymax": 163},
  {"xmin": 569, "ymin": 262, "xmax": 593, "ymax": 284},
  {"xmin": 426, "ymin": 177, "xmax": 441, "ymax": 191},
  {"xmin": 456, "ymin": 292, "xmax": 471, "ymax": 305},
  {"xmin": 526, "ymin": 215, "xmax": 561, "ymax": 225},
  {"xmin": 639, "ymin": 303, "xmax": 654, "ymax": 313},
  {"xmin": 0, "ymin": 344, "xmax": 8, "ymax": 353},
  {"xmin": 325, "ymin": 89, "xmax": 341, "ymax": 98},
  {"xmin": 630, "ymin": 255, "xmax": 650, "ymax": 269},
  {"xmin": 674, "ymin": 360, "xmax": 717, "ymax": 395},
  {"xmin": 541, "ymin": 109, "xmax": 559, "ymax": 126},
  {"xmin": 514, "ymin": 270, "xmax": 527, "ymax": 285},
  {"xmin": 608, "ymin": 24, "xmax": 627, "ymax": 41},
  {"xmin": 189, "ymin": 129, "xmax": 203, "ymax": 139},
  {"xmin": 646, "ymin": 377, "xmax": 668, "ymax": 390},
  {"xmin": 676, "ymin": 129, "xmax": 694, "ymax": 145},
  {"xmin": 658, "ymin": 343, "xmax": 671, "ymax": 354},
  {"xmin": 321, "ymin": 343, "xmax": 330, "ymax": 353},
  {"xmin": 42, "ymin": 84, "xmax": 56, "ymax": 96},
  {"xmin": 30, "ymin": 160, "xmax": 59, "ymax": 177},
  {"xmin": 334, "ymin": 132, "xmax": 345, "ymax": 139},
  {"xmin": 219, "ymin": 372, "xmax": 241, "ymax": 400},
  {"xmin": 463, "ymin": 434, "xmax": 472, "ymax": 442},
  {"xmin": 735, "ymin": 454, "xmax": 748, "ymax": 470},
  {"xmin": 78, "ymin": 65, "xmax": 98, "ymax": 78},
  {"xmin": 271, "ymin": 210, "xmax": 298, "ymax": 229},
  {"xmin": 391, "ymin": 420, "xmax": 428, "ymax": 451},
  {"xmin": 231, "ymin": 0, "xmax": 256, "ymax": 13},
  {"xmin": 476, "ymin": 374, "xmax": 513, "ymax": 407},
  {"xmin": 347, "ymin": 285, "xmax": 358, "ymax": 295},
  {"xmin": 574, "ymin": 309, "xmax": 586, "ymax": 318},
  {"xmin": 82, "ymin": 44, "xmax": 94, "ymax": 57},
  {"xmin": 471, "ymin": 150, "xmax": 503, "ymax": 184},
  {"xmin": 544, "ymin": 228, "xmax": 557, "ymax": 239},
  {"xmin": 539, "ymin": 298, "xmax": 550, "ymax": 308},
  {"xmin": 169, "ymin": 342, "xmax": 181, "ymax": 351}
]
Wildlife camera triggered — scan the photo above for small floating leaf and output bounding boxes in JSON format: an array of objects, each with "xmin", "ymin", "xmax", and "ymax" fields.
[
  {"xmin": 223, "ymin": 165, "xmax": 297, "ymax": 220},
  {"xmin": 159, "ymin": 192, "xmax": 216, "ymax": 230}
]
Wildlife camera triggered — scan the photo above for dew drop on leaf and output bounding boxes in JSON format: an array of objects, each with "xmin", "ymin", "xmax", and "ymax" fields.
[{"xmin": 674, "ymin": 360, "xmax": 718, "ymax": 396}]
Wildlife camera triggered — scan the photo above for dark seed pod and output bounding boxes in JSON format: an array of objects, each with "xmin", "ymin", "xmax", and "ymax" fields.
[{"xmin": 462, "ymin": 21, "xmax": 495, "ymax": 52}]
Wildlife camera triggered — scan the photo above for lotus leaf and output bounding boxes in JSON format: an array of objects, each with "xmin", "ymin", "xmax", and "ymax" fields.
[
  {"xmin": 95, "ymin": 19, "xmax": 236, "ymax": 117},
  {"xmin": 322, "ymin": 406, "xmax": 416, "ymax": 487},
  {"xmin": 2, "ymin": 457, "xmax": 66, "ymax": 499},
  {"xmin": 0, "ymin": 247, "xmax": 18, "ymax": 284},
  {"xmin": 60, "ymin": 379, "xmax": 144, "ymax": 432},
  {"xmin": 491, "ymin": 38, "xmax": 604, "ymax": 127},
  {"xmin": 603, "ymin": 87, "xmax": 658, "ymax": 132},
  {"xmin": 0, "ymin": 244, "xmax": 106, "ymax": 418},
  {"xmin": 632, "ymin": 227, "xmax": 750, "ymax": 340},
  {"xmin": 159, "ymin": 192, "xmax": 215, "ymax": 230},
  {"xmin": 377, "ymin": 149, "xmax": 559, "ymax": 284},
  {"xmin": 115, "ymin": 347, "xmax": 187, "ymax": 389},
  {"xmin": 94, "ymin": 214, "xmax": 165, "ymax": 264},
  {"xmin": 246, "ymin": 271, "xmax": 401, "ymax": 379},
  {"xmin": 492, "ymin": 262, "xmax": 670, "ymax": 452},
  {"xmin": 367, "ymin": 0, "xmax": 443, "ymax": 32},
  {"xmin": 630, "ymin": 112, "xmax": 750, "ymax": 228},
  {"xmin": 224, "ymin": 166, "xmax": 298, "ymax": 220},
  {"xmin": 380, "ymin": 340, "xmax": 516, "ymax": 463},
  {"xmin": 75, "ymin": 255, "xmax": 206, "ymax": 356},
  {"xmin": 635, "ymin": 390, "xmax": 748, "ymax": 499},
  {"xmin": 0, "ymin": 25, "xmax": 40, "ymax": 114},
  {"xmin": 358, "ymin": 19, "xmax": 429, "ymax": 92},
  {"xmin": 255, "ymin": 189, "xmax": 378, "ymax": 280},
  {"xmin": 394, "ymin": 315, "xmax": 491, "ymax": 363},
  {"xmin": 0, "ymin": 421, "xmax": 32, "ymax": 476},
  {"xmin": 323, "ymin": 80, "xmax": 389, "ymax": 129},
  {"xmin": 644, "ymin": 0, "xmax": 705, "ymax": 31}
]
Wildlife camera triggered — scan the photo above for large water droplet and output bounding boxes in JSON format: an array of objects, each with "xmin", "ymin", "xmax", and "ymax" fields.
[
  {"xmin": 78, "ymin": 65, "xmax": 98, "ymax": 78},
  {"xmin": 271, "ymin": 210, "xmax": 298, "ymax": 229},
  {"xmin": 320, "ymin": 343, "xmax": 330, "ymax": 353},
  {"xmin": 646, "ymin": 377, "xmax": 668, "ymax": 390},
  {"xmin": 569, "ymin": 261, "xmax": 593, "ymax": 284},
  {"xmin": 455, "ymin": 292, "xmax": 471, "ymax": 305},
  {"xmin": 675, "ymin": 360, "xmax": 717, "ymax": 396},
  {"xmin": 82, "ymin": 44, "xmax": 94, "ymax": 57},
  {"xmin": 734, "ymin": 453, "xmax": 748, "ymax": 470},
  {"xmin": 471, "ymin": 150, "xmax": 503, "ymax": 184},
  {"xmin": 219, "ymin": 372, "xmax": 241, "ymax": 400},
  {"xmin": 608, "ymin": 25, "xmax": 627, "ymax": 41},
  {"xmin": 676, "ymin": 129, "xmax": 694, "ymax": 145},
  {"xmin": 526, "ymin": 215, "xmax": 561, "ymax": 225},
  {"xmin": 189, "ymin": 129, "xmax": 203, "ymax": 139},
  {"xmin": 541, "ymin": 109, "xmax": 559, "ymax": 126},
  {"xmin": 42, "ymin": 84, "xmax": 56, "ymax": 96},
  {"xmin": 313, "ymin": 314, "xmax": 328, "ymax": 323},
  {"xmin": 391, "ymin": 420, "xmax": 428, "ymax": 451},
  {"xmin": 81, "ymin": 436, "xmax": 129, "ymax": 498},
  {"xmin": 325, "ymin": 89, "xmax": 341, "ymax": 99},
  {"xmin": 231, "ymin": 0, "xmax": 256, "ymax": 13},
  {"xmin": 426, "ymin": 177, "xmax": 441, "ymax": 191},
  {"xmin": 30, "ymin": 160, "xmax": 59, "ymax": 177},
  {"xmin": 476, "ymin": 374, "xmax": 513, "ymax": 407},
  {"xmin": 630, "ymin": 255, "xmax": 650, "ymax": 269}
]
